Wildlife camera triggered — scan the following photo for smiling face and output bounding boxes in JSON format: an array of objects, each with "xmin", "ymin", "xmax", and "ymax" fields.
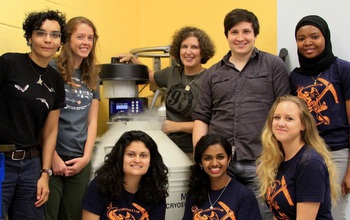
[
  {"xmin": 200, "ymin": 143, "xmax": 230, "ymax": 181},
  {"xmin": 272, "ymin": 101, "xmax": 305, "ymax": 145},
  {"xmin": 29, "ymin": 19, "xmax": 62, "ymax": 65},
  {"xmin": 69, "ymin": 23, "xmax": 94, "ymax": 66},
  {"xmin": 296, "ymin": 25, "xmax": 325, "ymax": 59},
  {"xmin": 180, "ymin": 36, "xmax": 203, "ymax": 72},
  {"xmin": 226, "ymin": 21, "xmax": 256, "ymax": 57},
  {"xmin": 123, "ymin": 141, "xmax": 150, "ymax": 178}
]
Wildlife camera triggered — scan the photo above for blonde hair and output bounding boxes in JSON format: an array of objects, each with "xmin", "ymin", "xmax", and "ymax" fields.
[
  {"xmin": 57, "ymin": 16, "xmax": 100, "ymax": 90},
  {"xmin": 257, "ymin": 95, "xmax": 339, "ymax": 204}
]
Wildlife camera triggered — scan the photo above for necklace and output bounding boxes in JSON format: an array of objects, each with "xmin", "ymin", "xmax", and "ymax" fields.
[
  {"xmin": 184, "ymin": 72, "xmax": 201, "ymax": 91},
  {"xmin": 28, "ymin": 55, "xmax": 49, "ymax": 86},
  {"xmin": 311, "ymin": 72, "xmax": 322, "ymax": 85},
  {"xmin": 208, "ymin": 178, "xmax": 231, "ymax": 209}
]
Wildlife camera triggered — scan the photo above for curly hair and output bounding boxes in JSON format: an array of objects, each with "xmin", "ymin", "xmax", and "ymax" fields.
[
  {"xmin": 187, "ymin": 134, "xmax": 232, "ymax": 205},
  {"xmin": 56, "ymin": 16, "xmax": 100, "ymax": 90},
  {"xmin": 257, "ymin": 95, "xmax": 339, "ymax": 204},
  {"xmin": 224, "ymin": 8, "xmax": 260, "ymax": 37},
  {"xmin": 96, "ymin": 130, "xmax": 169, "ymax": 204},
  {"xmin": 169, "ymin": 26, "xmax": 215, "ymax": 66},
  {"xmin": 22, "ymin": 10, "xmax": 67, "ymax": 45}
]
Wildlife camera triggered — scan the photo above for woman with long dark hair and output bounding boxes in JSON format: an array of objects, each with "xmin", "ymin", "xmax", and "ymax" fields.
[
  {"xmin": 183, "ymin": 134, "xmax": 261, "ymax": 220},
  {"xmin": 82, "ymin": 130, "xmax": 168, "ymax": 220}
]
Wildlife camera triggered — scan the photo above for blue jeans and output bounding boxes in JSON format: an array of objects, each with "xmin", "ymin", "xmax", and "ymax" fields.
[
  {"xmin": 331, "ymin": 148, "xmax": 349, "ymax": 220},
  {"xmin": 2, "ymin": 157, "xmax": 44, "ymax": 220},
  {"xmin": 227, "ymin": 154, "xmax": 273, "ymax": 220}
]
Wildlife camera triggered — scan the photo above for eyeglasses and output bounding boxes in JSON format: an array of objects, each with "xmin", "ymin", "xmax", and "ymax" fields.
[{"xmin": 33, "ymin": 30, "xmax": 62, "ymax": 39}]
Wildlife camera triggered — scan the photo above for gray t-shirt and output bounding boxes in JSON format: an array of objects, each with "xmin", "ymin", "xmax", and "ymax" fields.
[
  {"xmin": 51, "ymin": 60, "xmax": 100, "ymax": 157},
  {"xmin": 154, "ymin": 65, "xmax": 205, "ymax": 153}
]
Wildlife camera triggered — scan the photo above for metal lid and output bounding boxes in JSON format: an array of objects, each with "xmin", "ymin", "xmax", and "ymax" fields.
[{"xmin": 99, "ymin": 63, "xmax": 149, "ymax": 84}]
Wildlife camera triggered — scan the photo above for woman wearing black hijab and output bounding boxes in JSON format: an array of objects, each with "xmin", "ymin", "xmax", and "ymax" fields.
[{"xmin": 290, "ymin": 15, "xmax": 350, "ymax": 220}]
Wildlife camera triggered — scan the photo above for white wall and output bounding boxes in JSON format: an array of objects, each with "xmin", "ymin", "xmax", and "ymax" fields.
[{"xmin": 277, "ymin": 1, "xmax": 350, "ymax": 218}]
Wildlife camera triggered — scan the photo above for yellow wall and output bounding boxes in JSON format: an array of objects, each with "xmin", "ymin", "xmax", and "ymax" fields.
[{"xmin": 0, "ymin": 0, "xmax": 277, "ymax": 136}]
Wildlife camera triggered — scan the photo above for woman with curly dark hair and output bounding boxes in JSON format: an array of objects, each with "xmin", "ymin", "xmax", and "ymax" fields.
[
  {"xmin": 82, "ymin": 130, "xmax": 169, "ymax": 220},
  {"xmin": 117, "ymin": 27, "xmax": 215, "ymax": 160},
  {"xmin": 0, "ymin": 10, "xmax": 67, "ymax": 219},
  {"xmin": 182, "ymin": 134, "xmax": 261, "ymax": 220}
]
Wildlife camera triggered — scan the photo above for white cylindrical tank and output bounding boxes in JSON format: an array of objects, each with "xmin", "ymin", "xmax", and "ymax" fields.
[
  {"xmin": 91, "ymin": 119, "xmax": 193, "ymax": 219},
  {"xmin": 103, "ymin": 80, "xmax": 138, "ymax": 98}
]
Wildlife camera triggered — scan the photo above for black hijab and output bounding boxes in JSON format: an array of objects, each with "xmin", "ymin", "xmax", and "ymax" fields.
[{"xmin": 293, "ymin": 15, "xmax": 335, "ymax": 76}]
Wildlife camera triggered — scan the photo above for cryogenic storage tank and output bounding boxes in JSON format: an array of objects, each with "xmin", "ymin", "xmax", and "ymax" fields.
[{"xmin": 91, "ymin": 119, "xmax": 193, "ymax": 219}]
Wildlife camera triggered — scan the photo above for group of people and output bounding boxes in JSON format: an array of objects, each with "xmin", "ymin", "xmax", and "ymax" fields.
[
  {"xmin": 0, "ymin": 6, "xmax": 349, "ymax": 220},
  {"xmin": 117, "ymin": 8, "xmax": 350, "ymax": 220}
]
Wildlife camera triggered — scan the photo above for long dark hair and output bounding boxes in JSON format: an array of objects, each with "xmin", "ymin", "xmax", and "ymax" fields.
[
  {"xmin": 96, "ymin": 130, "xmax": 168, "ymax": 203},
  {"xmin": 187, "ymin": 134, "xmax": 232, "ymax": 204}
]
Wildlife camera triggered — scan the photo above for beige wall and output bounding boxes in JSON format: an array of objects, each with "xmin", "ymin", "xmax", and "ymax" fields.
[{"xmin": 0, "ymin": 0, "xmax": 277, "ymax": 136}]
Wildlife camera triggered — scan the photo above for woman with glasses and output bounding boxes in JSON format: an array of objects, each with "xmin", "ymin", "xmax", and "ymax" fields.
[
  {"xmin": 45, "ymin": 16, "xmax": 100, "ymax": 220},
  {"xmin": 0, "ymin": 10, "xmax": 67, "ymax": 219}
]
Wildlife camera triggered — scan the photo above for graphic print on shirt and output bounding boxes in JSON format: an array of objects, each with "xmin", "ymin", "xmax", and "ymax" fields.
[
  {"xmin": 166, "ymin": 83, "xmax": 194, "ymax": 115},
  {"xmin": 65, "ymin": 77, "xmax": 93, "ymax": 111},
  {"xmin": 191, "ymin": 201, "xmax": 236, "ymax": 220},
  {"xmin": 106, "ymin": 202, "xmax": 149, "ymax": 220},
  {"xmin": 14, "ymin": 84, "xmax": 50, "ymax": 109},
  {"xmin": 36, "ymin": 98, "xmax": 49, "ymax": 109},
  {"xmin": 14, "ymin": 84, "xmax": 29, "ymax": 92},
  {"xmin": 266, "ymin": 176, "xmax": 294, "ymax": 220},
  {"xmin": 42, "ymin": 82, "xmax": 55, "ymax": 93},
  {"xmin": 296, "ymin": 77, "xmax": 339, "ymax": 126}
]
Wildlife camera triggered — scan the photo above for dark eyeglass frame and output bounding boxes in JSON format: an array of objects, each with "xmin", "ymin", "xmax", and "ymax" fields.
[{"xmin": 33, "ymin": 30, "xmax": 62, "ymax": 39}]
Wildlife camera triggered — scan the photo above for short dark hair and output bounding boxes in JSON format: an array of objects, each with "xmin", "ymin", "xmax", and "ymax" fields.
[
  {"xmin": 169, "ymin": 26, "xmax": 215, "ymax": 66},
  {"xmin": 22, "ymin": 10, "xmax": 67, "ymax": 44},
  {"xmin": 224, "ymin": 8, "xmax": 260, "ymax": 37}
]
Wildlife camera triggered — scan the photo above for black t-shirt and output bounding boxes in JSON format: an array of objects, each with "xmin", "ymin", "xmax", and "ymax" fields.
[
  {"xmin": 265, "ymin": 145, "xmax": 332, "ymax": 219},
  {"xmin": 0, "ymin": 53, "xmax": 65, "ymax": 148},
  {"xmin": 82, "ymin": 178, "xmax": 166, "ymax": 220},
  {"xmin": 183, "ymin": 178, "xmax": 262, "ymax": 220}
]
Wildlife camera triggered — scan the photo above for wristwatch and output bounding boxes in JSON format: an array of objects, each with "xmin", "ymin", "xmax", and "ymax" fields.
[{"xmin": 41, "ymin": 168, "xmax": 52, "ymax": 176}]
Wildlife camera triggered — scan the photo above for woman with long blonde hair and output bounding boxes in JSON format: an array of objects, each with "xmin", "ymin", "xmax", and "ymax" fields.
[{"xmin": 257, "ymin": 95, "xmax": 339, "ymax": 219}]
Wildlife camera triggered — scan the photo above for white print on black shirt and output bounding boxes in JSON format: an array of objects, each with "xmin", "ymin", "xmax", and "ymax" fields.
[{"xmin": 14, "ymin": 84, "xmax": 29, "ymax": 92}]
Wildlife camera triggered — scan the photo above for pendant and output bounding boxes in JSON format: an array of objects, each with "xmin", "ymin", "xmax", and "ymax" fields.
[
  {"xmin": 210, "ymin": 205, "xmax": 213, "ymax": 209},
  {"xmin": 185, "ymin": 85, "xmax": 190, "ymax": 91},
  {"xmin": 37, "ymin": 76, "xmax": 43, "ymax": 85},
  {"xmin": 314, "ymin": 80, "xmax": 317, "ymax": 85}
]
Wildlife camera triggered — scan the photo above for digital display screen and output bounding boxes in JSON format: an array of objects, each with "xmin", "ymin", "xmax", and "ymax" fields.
[
  {"xmin": 116, "ymin": 105, "xmax": 128, "ymax": 110},
  {"xmin": 109, "ymin": 98, "xmax": 148, "ymax": 117}
]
